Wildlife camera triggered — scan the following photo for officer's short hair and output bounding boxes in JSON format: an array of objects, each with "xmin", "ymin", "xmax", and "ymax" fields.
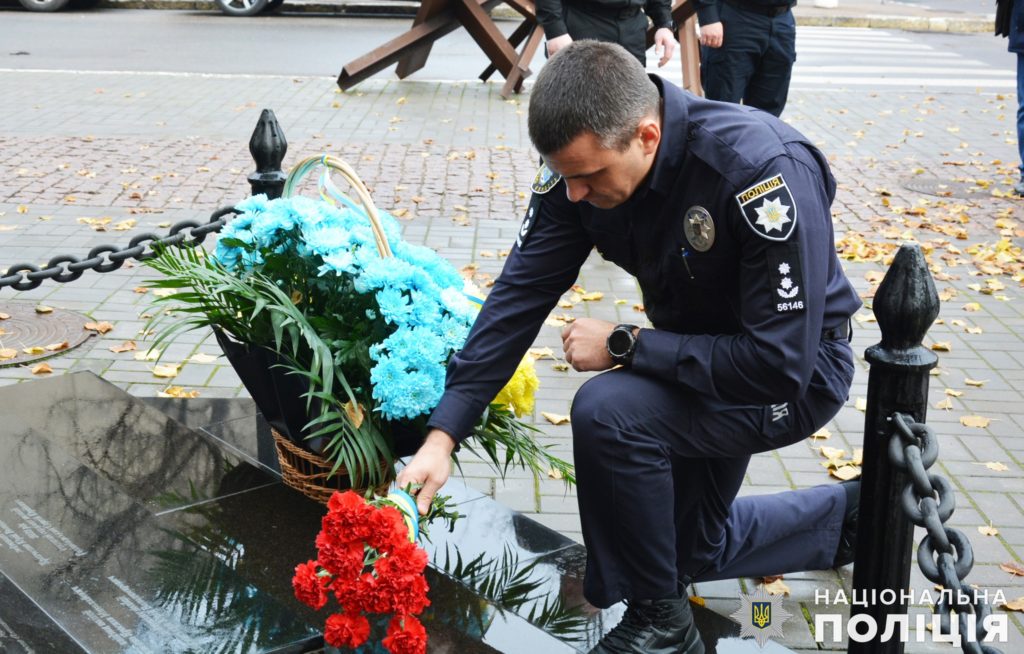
[{"xmin": 528, "ymin": 40, "xmax": 660, "ymax": 156}]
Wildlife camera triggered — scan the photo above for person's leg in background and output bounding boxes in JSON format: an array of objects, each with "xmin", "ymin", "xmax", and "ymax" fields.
[
  {"xmin": 741, "ymin": 10, "xmax": 795, "ymax": 117},
  {"xmin": 1015, "ymin": 52, "xmax": 1024, "ymax": 195},
  {"xmin": 702, "ymin": 6, "xmax": 766, "ymax": 106}
]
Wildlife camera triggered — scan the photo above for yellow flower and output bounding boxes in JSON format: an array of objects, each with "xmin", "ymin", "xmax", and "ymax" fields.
[{"xmin": 493, "ymin": 354, "xmax": 539, "ymax": 417}]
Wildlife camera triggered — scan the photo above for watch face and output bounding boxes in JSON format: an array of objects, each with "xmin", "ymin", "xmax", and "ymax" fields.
[{"xmin": 608, "ymin": 328, "xmax": 632, "ymax": 357}]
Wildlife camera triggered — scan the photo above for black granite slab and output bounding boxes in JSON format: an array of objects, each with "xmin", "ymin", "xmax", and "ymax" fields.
[{"xmin": 0, "ymin": 372, "xmax": 797, "ymax": 653}]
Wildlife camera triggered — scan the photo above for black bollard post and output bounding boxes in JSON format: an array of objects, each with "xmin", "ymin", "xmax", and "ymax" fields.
[
  {"xmin": 849, "ymin": 243, "xmax": 940, "ymax": 654},
  {"xmin": 248, "ymin": 109, "xmax": 288, "ymax": 199}
]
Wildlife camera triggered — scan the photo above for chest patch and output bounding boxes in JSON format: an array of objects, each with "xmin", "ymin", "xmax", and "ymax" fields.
[
  {"xmin": 767, "ymin": 242, "xmax": 805, "ymax": 313},
  {"xmin": 532, "ymin": 163, "xmax": 561, "ymax": 194},
  {"xmin": 683, "ymin": 206, "xmax": 715, "ymax": 252},
  {"xmin": 735, "ymin": 173, "xmax": 797, "ymax": 242}
]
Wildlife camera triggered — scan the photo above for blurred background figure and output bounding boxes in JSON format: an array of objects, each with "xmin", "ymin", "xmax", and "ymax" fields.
[
  {"xmin": 696, "ymin": 0, "xmax": 796, "ymax": 116},
  {"xmin": 538, "ymin": 0, "xmax": 678, "ymax": 67},
  {"xmin": 996, "ymin": 0, "xmax": 1024, "ymax": 195}
]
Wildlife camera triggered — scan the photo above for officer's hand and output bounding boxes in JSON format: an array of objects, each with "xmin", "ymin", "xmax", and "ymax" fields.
[
  {"xmin": 699, "ymin": 22, "xmax": 724, "ymax": 48},
  {"xmin": 395, "ymin": 429, "xmax": 455, "ymax": 516},
  {"xmin": 546, "ymin": 34, "xmax": 573, "ymax": 57},
  {"xmin": 653, "ymin": 27, "xmax": 677, "ymax": 67},
  {"xmin": 561, "ymin": 318, "xmax": 616, "ymax": 372}
]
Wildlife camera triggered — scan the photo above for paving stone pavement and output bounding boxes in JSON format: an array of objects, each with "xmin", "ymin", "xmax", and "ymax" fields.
[{"xmin": 2, "ymin": 63, "xmax": 1024, "ymax": 651}]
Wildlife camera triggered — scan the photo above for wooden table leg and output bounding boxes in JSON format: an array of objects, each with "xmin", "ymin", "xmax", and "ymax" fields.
[
  {"xmin": 454, "ymin": 0, "xmax": 519, "ymax": 78},
  {"xmin": 397, "ymin": 0, "xmax": 451, "ymax": 79},
  {"xmin": 481, "ymin": 18, "xmax": 534, "ymax": 82},
  {"xmin": 502, "ymin": 24, "xmax": 543, "ymax": 98}
]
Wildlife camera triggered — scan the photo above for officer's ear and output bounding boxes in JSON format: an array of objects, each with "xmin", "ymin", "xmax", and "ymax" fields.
[{"xmin": 636, "ymin": 117, "xmax": 661, "ymax": 156}]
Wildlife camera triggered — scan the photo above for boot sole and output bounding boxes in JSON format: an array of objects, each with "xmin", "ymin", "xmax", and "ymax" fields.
[{"xmin": 682, "ymin": 627, "xmax": 704, "ymax": 654}]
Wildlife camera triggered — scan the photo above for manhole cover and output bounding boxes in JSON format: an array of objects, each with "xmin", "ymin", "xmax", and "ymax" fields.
[
  {"xmin": 903, "ymin": 177, "xmax": 986, "ymax": 200},
  {"xmin": 0, "ymin": 301, "xmax": 95, "ymax": 368}
]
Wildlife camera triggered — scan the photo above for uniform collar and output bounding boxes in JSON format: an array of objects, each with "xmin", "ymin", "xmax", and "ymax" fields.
[{"xmin": 644, "ymin": 75, "xmax": 689, "ymax": 199}]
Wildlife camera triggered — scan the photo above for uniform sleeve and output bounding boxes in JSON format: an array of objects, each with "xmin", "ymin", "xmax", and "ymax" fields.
[
  {"xmin": 631, "ymin": 153, "xmax": 834, "ymax": 405},
  {"xmin": 645, "ymin": 0, "xmax": 674, "ymax": 30},
  {"xmin": 694, "ymin": 0, "xmax": 720, "ymax": 24},
  {"xmin": 427, "ymin": 185, "xmax": 591, "ymax": 443},
  {"xmin": 536, "ymin": 0, "xmax": 569, "ymax": 40}
]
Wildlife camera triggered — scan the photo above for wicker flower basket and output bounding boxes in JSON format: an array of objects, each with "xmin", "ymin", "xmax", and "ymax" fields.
[{"xmin": 272, "ymin": 429, "xmax": 393, "ymax": 503}]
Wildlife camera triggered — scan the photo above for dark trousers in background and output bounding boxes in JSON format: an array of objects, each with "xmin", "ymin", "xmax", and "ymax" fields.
[
  {"xmin": 701, "ymin": 2, "xmax": 796, "ymax": 117},
  {"xmin": 561, "ymin": 3, "xmax": 650, "ymax": 66},
  {"xmin": 570, "ymin": 340, "xmax": 854, "ymax": 609},
  {"xmin": 1016, "ymin": 52, "xmax": 1024, "ymax": 179}
]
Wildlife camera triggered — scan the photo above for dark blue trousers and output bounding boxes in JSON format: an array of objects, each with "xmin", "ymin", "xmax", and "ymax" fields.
[
  {"xmin": 570, "ymin": 339, "xmax": 853, "ymax": 608},
  {"xmin": 701, "ymin": 3, "xmax": 796, "ymax": 117}
]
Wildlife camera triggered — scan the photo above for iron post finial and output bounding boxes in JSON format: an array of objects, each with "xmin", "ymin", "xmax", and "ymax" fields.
[{"xmin": 248, "ymin": 109, "xmax": 288, "ymax": 199}]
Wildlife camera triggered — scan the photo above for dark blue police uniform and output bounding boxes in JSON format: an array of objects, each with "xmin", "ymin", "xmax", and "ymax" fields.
[
  {"xmin": 536, "ymin": 0, "xmax": 675, "ymax": 65},
  {"xmin": 697, "ymin": 0, "xmax": 797, "ymax": 117},
  {"xmin": 428, "ymin": 76, "xmax": 862, "ymax": 609}
]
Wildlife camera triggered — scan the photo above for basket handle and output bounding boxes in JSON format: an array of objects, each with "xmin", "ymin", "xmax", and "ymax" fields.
[{"xmin": 283, "ymin": 154, "xmax": 393, "ymax": 258}]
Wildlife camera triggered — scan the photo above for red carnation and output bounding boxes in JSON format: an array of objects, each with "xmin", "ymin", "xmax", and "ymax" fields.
[
  {"xmin": 383, "ymin": 614, "xmax": 427, "ymax": 654},
  {"xmin": 292, "ymin": 560, "xmax": 327, "ymax": 610},
  {"xmin": 316, "ymin": 531, "xmax": 365, "ymax": 578},
  {"xmin": 324, "ymin": 612, "xmax": 371, "ymax": 649}
]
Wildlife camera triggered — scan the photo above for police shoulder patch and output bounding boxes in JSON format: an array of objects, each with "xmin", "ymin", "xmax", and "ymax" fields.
[
  {"xmin": 767, "ymin": 242, "xmax": 806, "ymax": 314},
  {"xmin": 531, "ymin": 163, "xmax": 561, "ymax": 195},
  {"xmin": 516, "ymin": 195, "xmax": 541, "ymax": 250},
  {"xmin": 735, "ymin": 173, "xmax": 797, "ymax": 242}
]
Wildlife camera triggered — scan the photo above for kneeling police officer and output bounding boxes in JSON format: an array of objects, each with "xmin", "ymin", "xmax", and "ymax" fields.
[{"xmin": 398, "ymin": 40, "xmax": 861, "ymax": 653}]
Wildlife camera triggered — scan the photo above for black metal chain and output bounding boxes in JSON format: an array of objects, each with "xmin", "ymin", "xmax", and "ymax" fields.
[
  {"xmin": 0, "ymin": 206, "xmax": 240, "ymax": 292},
  {"xmin": 889, "ymin": 413, "xmax": 1004, "ymax": 654}
]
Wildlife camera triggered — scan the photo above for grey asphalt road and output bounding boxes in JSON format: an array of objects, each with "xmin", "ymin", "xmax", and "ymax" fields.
[
  {"xmin": 0, "ymin": 7, "xmax": 1010, "ymax": 83},
  {"xmin": 0, "ymin": 8, "xmax": 509, "ymax": 79}
]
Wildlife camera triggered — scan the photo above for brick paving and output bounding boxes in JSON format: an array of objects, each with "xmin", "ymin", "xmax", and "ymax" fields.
[{"xmin": 2, "ymin": 58, "xmax": 1024, "ymax": 651}]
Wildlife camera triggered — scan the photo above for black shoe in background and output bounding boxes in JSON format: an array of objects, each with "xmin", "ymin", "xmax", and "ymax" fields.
[
  {"xmin": 833, "ymin": 479, "xmax": 861, "ymax": 568},
  {"xmin": 589, "ymin": 596, "xmax": 704, "ymax": 654}
]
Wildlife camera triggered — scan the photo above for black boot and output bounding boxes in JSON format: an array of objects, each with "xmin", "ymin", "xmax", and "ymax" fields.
[
  {"xmin": 589, "ymin": 597, "xmax": 704, "ymax": 654},
  {"xmin": 1014, "ymin": 179, "xmax": 1024, "ymax": 196},
  {"xmin": 832, "ymin": 479, "xmax": 860, "ymax": 567}
]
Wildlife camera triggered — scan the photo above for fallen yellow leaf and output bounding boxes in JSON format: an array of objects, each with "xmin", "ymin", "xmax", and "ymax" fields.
[
  {"xmin": 580, "ymin": 291, "xmax": 604, "ymax": 301},
  {"xmin": 855, "ymin": 397, "xmax": 867, "ymax": 412},
  {"xmin": 930, "ymin": 342, "xmax": 951, "ymax": 352},
  {"xmin": 548, "ymin": 468, "xmax": 563, "ymax": 480},
  {"xmin": 820, "ymin": 446, "xmax": 846, "ymax": 460},
  {"xmin": 84, "ymin": 321, "xmax": 114, "ymax": 334},
  {"xmin": 831, "ymin": 465, "xmax": 862, "ymax": 481},
  {"xmin": 134, "ymin": 348, "xmax": 161, "ymax": 361},
  {"xmin": 151, "ymin": 288, "xmax": 175, "ymax": 298},
  {"xmin": 963, "ymin": 302, "xmax": 981, "ymax": 312},
  {"xmin": 0, "ymin": 348, "xmax": 17, "ymax": 360},
  {"xmin": 978, "ymin": 524, "xmax": 999, "ymax": 537},
  {"xmin": 1001, "ymin": 596, "xmax": 1024, "ymax": 612},
  {"xmin": 982, "ymin": 461, "xmax": 1010, "ymax": 472},
  {"xmin": 960, "ymin": 415, "xmax": 991, "ymax": 428},
  {"xmin": 945, "ymin": 388, "xmax": 964, "ymax": 397},
  {"xmin": 44, "ymin": 341, "xmax": 69, "ymax": 351},
  {"xmin": 689, "ymin": 596, "xmax": 706, "ymax": 607},
  {"xmin": 527, "ymin": 347, "xmax": 555, "ymax": 360},
  {"xmin": 999, "ymin": 562, "xmax": 1024, "ymax": 577},
  {"xmin": 22, "ymin": 346, "xmax": 46, "ymax": 355},
  {"xmin": 964, "ymin": 378, "xmax": 987, "ymax": 387},
  {"xmin": 159, "ymin": 386, "xmax": 200, "ymax": 399},
  {"xmin": 35, "ymin": 305, "xmax": 54, "ymax": 314},
  {"xmin": 152, "ymin": 363, "xmax": 180, "ymax": 378},
  {"xmin": 109, "ymin": 340, "xmax": 136, "ymax": 353},
  {"xmin": 934, "ymin": 398, "xmax": 954, "ymax": 411},
  {"xmin": 541, "ymin": 412, "xmax": 571, "ymax": 425},
  {"xmin": 810, "ymin": 427, "xmax": 831, "ymax": 441},
  {"xmin": 762, "ymin": 579, "xmax": 791, "ymax": 596},
  {"xmin": 0, "ymin": 312, "xmax": 9, "ymax": 320},
  {"xmin": 189, "ymin": 353, "xmax": 218, "ymax": 364},
  {"xmin": 31, "ymin": 363, "xmax": 53, "ymax": 375},
  {"xmin": 552, "ymin": 363, "xmax": 570, "ymax": 372}
]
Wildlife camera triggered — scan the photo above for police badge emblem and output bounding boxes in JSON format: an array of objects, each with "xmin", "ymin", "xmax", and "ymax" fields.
[
  {"xmin": 735, "ymin": 173, "xmax": 797, "ymax": 242},
  {"xmin": 730, "ymin": 587, "xmax": 792, "ymax": 648},
  {"xmin": 532, "ymin": 163, "xmax": 561, "ymax": 195},
  {"xmin": 683, "ymin": 206, "xmax": 715, "ymax": 252}
]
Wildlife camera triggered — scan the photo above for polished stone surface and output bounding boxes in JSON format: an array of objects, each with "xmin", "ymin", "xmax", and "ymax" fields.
[{"xmin": 1, "ymin": 372, "xmax": 795, "ymax": 653}]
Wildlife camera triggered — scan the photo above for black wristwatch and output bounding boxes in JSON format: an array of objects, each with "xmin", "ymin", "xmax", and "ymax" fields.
[{"xmin": 606, "ymin": 324, "xmax": 639, "ymax": 367}]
